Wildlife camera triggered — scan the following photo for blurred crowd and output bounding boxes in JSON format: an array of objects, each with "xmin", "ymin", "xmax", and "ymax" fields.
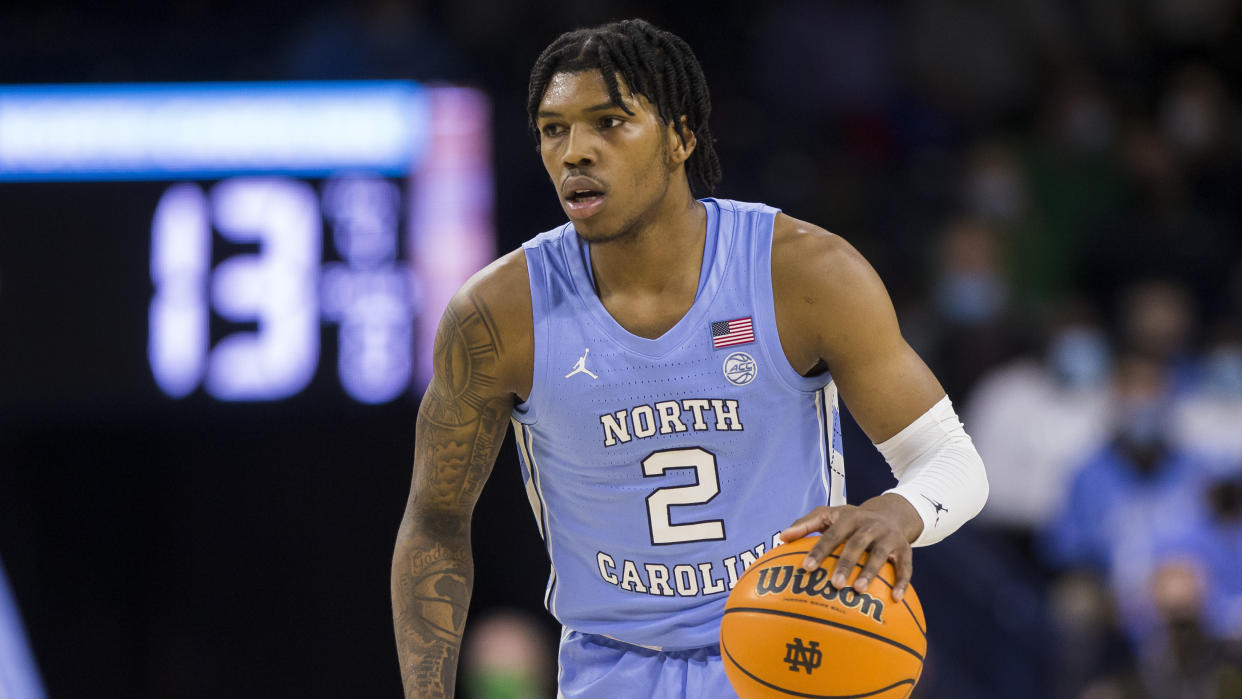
[
  {"xmin": 969, "ymin": 285, "xmax": 1242, "ymax": 697},
  {"xmin": 4, "ymin": 0, "xmax": 1242, "ymax": 697},
  {"xmin": 818, "ymin": 4, "xmax": 1242, "ymax": 698},
  {"xmin": 851, "ymin": 3, "xmax": 1242, "ymax": 697}
]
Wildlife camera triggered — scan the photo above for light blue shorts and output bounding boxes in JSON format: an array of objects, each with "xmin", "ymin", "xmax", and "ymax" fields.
[{"xmin": 557, "ymin": 629, "xmax": 739, "ymax": 699}]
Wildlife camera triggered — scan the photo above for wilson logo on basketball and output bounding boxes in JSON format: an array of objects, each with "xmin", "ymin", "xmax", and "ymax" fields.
[
  {"xmin": 754, "ymin": 565, "xmax": 886, "ymax": 622},
  {"xmin": 783, "ymin": 637, "xmax": 822, "ymax": 674}
]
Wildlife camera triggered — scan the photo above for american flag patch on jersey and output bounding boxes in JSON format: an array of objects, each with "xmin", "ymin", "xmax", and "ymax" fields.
[{"xmin": 711, "ymin": 317, "xmax": 755, "ymax": 348}]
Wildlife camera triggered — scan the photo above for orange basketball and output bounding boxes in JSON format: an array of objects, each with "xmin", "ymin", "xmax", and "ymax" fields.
[{"xmin": 720, "ymin": 535, "xmax": 926, "ymax": 698}]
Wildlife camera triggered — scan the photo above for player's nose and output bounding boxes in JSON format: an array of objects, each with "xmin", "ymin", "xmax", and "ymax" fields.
[{"xmin": 562, "ymin": 124, "xmax": 596, "ymax": 167}]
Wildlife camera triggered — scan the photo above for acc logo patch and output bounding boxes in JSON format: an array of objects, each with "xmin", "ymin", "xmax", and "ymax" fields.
[{"xmin": 723, "ymin": 351, "xmax": 757, "ymax": 386}]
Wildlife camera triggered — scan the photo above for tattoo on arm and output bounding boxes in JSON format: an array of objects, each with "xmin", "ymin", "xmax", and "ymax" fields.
[{"xmin": 392, "ymin": 291, "xmax": 513, "ymax": 699}]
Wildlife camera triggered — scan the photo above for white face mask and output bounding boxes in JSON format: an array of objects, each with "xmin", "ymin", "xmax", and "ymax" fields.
[
  {"xmin": 1047, "ymin": 327, "xmax": 1111, "ymax": 389},
  {"xmin": 1116, "ymin": 396, "xmax": 1168, "ymax": 453},
  {"xmin": 934, "ymin": 272, "xmax": 1005, "ymax": 325}
]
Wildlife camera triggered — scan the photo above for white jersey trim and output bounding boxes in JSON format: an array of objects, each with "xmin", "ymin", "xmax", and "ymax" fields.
[
  {"xmin": 814, "ymin": 388, "xmax": 831, "ymax": 503},
  {"xmin": 825, "ymin": 381, "xmax": 846, "ymax": 507},
  {"xmin": 514, "ymin": 420, "xmax": 559, "ymax": 615},
  {"xmin": 814, "ymin": 381, "xmax": 847, "ymax": 507}
]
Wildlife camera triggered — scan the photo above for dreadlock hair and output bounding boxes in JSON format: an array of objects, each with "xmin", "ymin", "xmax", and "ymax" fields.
[{"xmin": 527, "ymin": 19, "xmax": 723, "ymax": 196}]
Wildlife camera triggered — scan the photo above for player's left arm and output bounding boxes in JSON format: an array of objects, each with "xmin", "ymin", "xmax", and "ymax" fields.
[{"xmin": 771, "ymin": 214, "xmax": 988, "ymax": 601}]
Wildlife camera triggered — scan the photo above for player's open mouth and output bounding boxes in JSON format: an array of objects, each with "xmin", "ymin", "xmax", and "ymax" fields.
[{"xmin": 565, "ymin": 189, "xmax": 606, "ymax": 218}]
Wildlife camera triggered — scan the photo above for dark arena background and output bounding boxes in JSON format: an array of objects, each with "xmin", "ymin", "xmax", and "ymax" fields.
[{"xmin": 2, "ymin": 2, "xmax": 1241, "ymax": 697}]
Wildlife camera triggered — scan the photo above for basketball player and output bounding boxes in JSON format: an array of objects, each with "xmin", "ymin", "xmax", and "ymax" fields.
[{"xmin": 392, "ymin": 19, "xmax": 988, "ymax": 698}]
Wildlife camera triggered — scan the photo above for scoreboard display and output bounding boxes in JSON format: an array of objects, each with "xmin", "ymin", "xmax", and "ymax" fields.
[{"xmin": 0, "ymin": 81, "xmax": 494, "ymax": 410}]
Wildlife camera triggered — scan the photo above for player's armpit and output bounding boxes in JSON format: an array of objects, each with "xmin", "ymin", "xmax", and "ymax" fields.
[{"xmin": 391, "ymin": 286, "xmax": 518, "ymax": 699}]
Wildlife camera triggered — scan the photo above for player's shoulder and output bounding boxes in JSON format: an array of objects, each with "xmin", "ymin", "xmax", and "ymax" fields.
[
  {"xmin": 452, "ymin": 218, "xmax": 573, "ymax": 337},
  {"xmin": 450, "ymin": 248, "xmax": 531, "ymax": 331},
  {"xmin": 460, "ymin": 246, "xmax": 529, "ymax": 293},
  {"xmin": 442, "ymin": 247, "xmax": 534, "ymax": 397},
  {"xmin": 770, "ymin": 212, "xmax": 874, "ymax": 293}
]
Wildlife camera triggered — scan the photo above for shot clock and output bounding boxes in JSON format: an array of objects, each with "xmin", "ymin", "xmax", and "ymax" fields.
[{"xmin": 0, "ymin": 81, "xmax": 494, "ymax": 406}]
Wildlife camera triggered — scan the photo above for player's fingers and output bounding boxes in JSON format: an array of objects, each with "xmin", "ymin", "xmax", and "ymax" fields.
[
  {"xmin": 830, "ymin": 523, "xmax": 880, "ymax": 590},
  {"xmin": 889, "ymin": 546, "xmax": 914, "ymax": 602},
  {"xmin": 851, "ymin": 538, "xmax": 894, "ymax": 594},
  {"xmin": 779, "ymin": 507, "xmax": 834, "ymax": 543},
  {"xmin": 801, "ymin": 514, "xmax": 855, "ymax": 572}
]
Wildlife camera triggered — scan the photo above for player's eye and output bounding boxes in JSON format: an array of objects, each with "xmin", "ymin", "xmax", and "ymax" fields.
[
  {"xmin": 599, "ymin": 116, "xmax": 623, "ymax": 129},
  {"xmin": 541, "ymin": 123, "xmax": 566, "ymax": 138}
]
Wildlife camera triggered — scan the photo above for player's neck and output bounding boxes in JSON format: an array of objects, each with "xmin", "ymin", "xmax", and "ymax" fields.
[{"xmin": 589, "ymin": 190, "xmax": 706, "ymax": 298}]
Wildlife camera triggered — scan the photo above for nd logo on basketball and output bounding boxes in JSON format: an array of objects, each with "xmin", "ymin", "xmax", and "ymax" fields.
[
  {"xmin": 784, "ymin": 637, "xmax": 822, "ymax": 674},
  {"xmin": 753, "ymin": 563, "xmax": 886, "ymax": 622}
]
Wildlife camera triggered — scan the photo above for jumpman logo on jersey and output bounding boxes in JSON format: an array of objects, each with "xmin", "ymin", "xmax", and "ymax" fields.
[
  {"xmin": 921, "ymin": 494, "xmax": 949, "ymax": 527},
  {"xmin": 564, "ymin": 348, "xmax": 599, "ymax": 380}
]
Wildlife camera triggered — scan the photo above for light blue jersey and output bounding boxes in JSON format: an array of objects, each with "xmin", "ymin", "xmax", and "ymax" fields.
[{"xmin": 513, "ymin": 198, "xmax": 845, "ymax": 651}]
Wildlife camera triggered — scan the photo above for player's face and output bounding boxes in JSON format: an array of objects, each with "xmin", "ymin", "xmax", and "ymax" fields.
[{"xmin": 535, "ymin": 70, "xmax": 681, "ymax": 242}]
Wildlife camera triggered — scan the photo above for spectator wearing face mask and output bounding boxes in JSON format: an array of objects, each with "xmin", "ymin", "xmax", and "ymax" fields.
[
  {"xmin": 966, "ymin": 298, "xmax": 1112, "ymax": 542},
  {"xmin": 1039, "ymin": 352, "xmax": 1218, "ymax": 694},
  {"xmin": 918, "ymin": 217, "xmax": 1025, "ymax": 399},
  {"xmin": 1042, "ymin": 352, "xmax": 1211, "ymax": 580}
]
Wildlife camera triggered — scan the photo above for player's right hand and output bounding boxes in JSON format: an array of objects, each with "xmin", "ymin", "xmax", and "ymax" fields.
[{"xmin": 779, "ymin": 495, "xmax": 919, "ymax": 601}]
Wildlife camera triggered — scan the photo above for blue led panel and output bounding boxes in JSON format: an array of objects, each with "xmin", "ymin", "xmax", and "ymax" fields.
[{"xmin": 0, "ymin": 81, "xmax": 429, "ymax": 181}]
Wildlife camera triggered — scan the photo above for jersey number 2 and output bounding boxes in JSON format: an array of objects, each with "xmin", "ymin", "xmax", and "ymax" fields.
[{"xmin": 642, "ymin": 447, "xmax": 726, "ymax": 545}]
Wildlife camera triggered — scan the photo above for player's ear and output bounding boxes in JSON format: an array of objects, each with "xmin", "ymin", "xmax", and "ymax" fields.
[{"xmin": 667, "ymin": 115, "xmax": 697, "ymax": 165}]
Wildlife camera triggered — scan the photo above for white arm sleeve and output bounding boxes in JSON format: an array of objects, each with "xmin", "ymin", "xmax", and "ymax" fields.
[{"xmin": 877, "ymin": 396, "xmax": 988, "ymax": 547}]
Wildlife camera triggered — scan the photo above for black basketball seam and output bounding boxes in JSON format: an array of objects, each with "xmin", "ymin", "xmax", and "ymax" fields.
[
  {"xmin": 902, "ymin": 597, "xmax": 926, "ymax": 638},
  {"xmin": 722, "ymin": 606, "xmax": 926, "ymax": 662},
  {"xmin": 722, "ymin": 642, "xmax": 917, "ymax": 699},
  {"xmin": 734, "ymin": 549, "xmax": 928, "ymax": 640}
]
